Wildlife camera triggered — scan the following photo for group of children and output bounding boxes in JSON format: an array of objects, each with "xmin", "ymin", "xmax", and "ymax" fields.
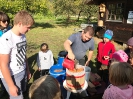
[
  {"xmin": 0, "ymin": 10, "xmax": 55, "ymax": 99},
  {"xmin": 96, "ymin": 29, "xmax": 133, "ymax": 99},
  {"xmin": 0, "ymin": 10, "xmax": 133, "ymax": 99}
]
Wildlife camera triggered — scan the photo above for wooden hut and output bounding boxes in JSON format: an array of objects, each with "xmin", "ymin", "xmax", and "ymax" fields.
[{"xmin": 87, "ymin": 0, "xmax": 133, "ymax": 43}]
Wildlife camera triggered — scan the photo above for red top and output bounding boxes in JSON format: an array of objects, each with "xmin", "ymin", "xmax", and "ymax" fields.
[{"xmin": 97, "ymin": 41, "xmax": 115, "ymax": 66}]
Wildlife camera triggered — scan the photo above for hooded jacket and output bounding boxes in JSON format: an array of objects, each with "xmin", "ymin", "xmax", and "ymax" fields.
[
  {"xmin": 97, "ymin": 41, "xmax": 115, "ymax": 66},
  {"xmin": 103, "ymin": 85, "xmax": 133, "ymax": 99}
]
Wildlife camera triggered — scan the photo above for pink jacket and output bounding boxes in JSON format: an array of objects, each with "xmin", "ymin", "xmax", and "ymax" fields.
[{"xmin": 103, "ymin": 85, "xmax": 133, "ymax": 99}]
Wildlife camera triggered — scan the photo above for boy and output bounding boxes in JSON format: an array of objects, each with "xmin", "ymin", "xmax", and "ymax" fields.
[
  {"xmin": 0, "ymin": 10, "xmax": 34, "ymax": 99},
  {"xmin": 96, "ymin": 29, "xmax": 115, "ymax": 84}
]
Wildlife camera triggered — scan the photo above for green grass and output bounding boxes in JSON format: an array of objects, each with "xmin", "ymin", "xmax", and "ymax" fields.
[{"xmin": 1, "ymin": 17, "xmax": 98, "ymax": 99}]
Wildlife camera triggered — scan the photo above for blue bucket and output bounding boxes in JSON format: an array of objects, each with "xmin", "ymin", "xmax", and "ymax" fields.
[
  {"xmin": 49, "ymin": 64, "xmax": 66, "ymax": 82},
  {"xmin": 57, "ymin": 57, "xmax": 64, "ymax": 65}
]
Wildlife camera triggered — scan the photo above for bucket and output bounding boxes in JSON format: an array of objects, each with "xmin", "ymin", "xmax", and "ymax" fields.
[
  {"xmin": 49, "ymin": 64, "xmax": 66, "ymax": 82},
  {"xmin": 66, "ymin": 66, "xmax": 85, "ymax": 90},
  {"xmin": 62, "ymin": 56, "xmax": 75, "ymax": 70},
  {"xmin": 57, "ymin": 57, "xmax": 64, "ymax": 65},
  {"xmin": 85, "ymin": 66, "xmax": 91, "ymax": 82}
]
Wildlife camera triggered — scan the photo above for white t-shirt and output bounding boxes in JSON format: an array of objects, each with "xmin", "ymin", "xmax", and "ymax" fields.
[
  {"xmin": 0, "ymin": 30, "xmax": 26, "ymax": 78},
  {"xmin": 37, "ymin": 50, "xmax": 54, "ymax": 70}
]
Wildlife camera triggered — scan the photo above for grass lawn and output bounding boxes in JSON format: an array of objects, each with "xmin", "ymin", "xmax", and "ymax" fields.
[{"xmin": 1, "ymin": 16, "xmax": 123, "ymax": 99}]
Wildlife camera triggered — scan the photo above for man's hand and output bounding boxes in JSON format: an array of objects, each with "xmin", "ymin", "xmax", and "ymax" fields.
[
  {"xmin": 68, "ymin": 51, "xmax": 75, "ymax": 60},
  {"xmin": 9, "ymin": 85, "xmax": 18, "ymax": 96},
  {"xmin": 85, "ymin": 60, "xmax": 90, "ymax": 66}
]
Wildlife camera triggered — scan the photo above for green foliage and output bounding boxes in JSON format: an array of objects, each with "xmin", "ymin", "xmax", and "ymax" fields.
[
  {"xmin": 52, "ymin": 0, "xmax": 98, "ymax": 22},
  {"xmin": 0, "ymin": 0, "xmax": 50, "ymax": 16}
]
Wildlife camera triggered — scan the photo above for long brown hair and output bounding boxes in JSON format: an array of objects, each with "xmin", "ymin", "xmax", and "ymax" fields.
[{"xmin": 109, "ymin": 62, "xmax": 133, "ymax": 86}]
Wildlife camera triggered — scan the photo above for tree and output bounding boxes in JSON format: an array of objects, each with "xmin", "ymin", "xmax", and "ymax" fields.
[{"xmin": 52, "ymin": 0, "xmax": 98, "ymax": 22}]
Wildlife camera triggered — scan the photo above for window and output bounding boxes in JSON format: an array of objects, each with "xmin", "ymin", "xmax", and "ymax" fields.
[{"xmin": 106, "ymin": 3, "xmax": 124, "ymax": 22}]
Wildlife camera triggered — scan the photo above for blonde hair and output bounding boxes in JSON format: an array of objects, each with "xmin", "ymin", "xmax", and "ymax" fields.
[
  {"xmin": 13, "ymin": 10, "xmax": 34, "ymax": 26},
  {"xmin": 109, "ymin": 62, "xmax": 133, "ymax": 86},
  {"xmin": 29, "ymin": 75, "xmax": 62, "ymax": 99}
]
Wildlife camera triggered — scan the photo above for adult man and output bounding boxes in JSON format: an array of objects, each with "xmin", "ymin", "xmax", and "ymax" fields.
[{"xmin": 64, "ymin": 26, "xmax": 95, "ymax": 66}]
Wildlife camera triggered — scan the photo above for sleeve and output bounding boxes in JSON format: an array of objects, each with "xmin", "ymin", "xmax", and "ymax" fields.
[
  {"xmin": 50, "ymin": 50, "xmax": 54, "ymax": 66},
  {"xmin": 0, "ymin": 31, "xmax": 3, "ymax": 37},
  {"xmin": 109, "ymin": 44, "xmax": 116, "ymax": 58},
  {"xmin": 37, "ymin": 53, "xmax": 41, "ymax": 67},
  {"xmin": 89, "ymin": 38, "xmax": 95, "ymax": 51},
  {"xmin": 68, "ymin": 33, "xmax": 76, "ymax": 43},
  {"xmin": 0, "ymin": 34, "xmax": 12, "ymax": 54},
  {"xmin": 102, "ymin": 88, "xmax": 112, "ymax": 99}
]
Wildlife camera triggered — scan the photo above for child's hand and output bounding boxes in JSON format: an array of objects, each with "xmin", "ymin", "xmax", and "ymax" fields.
[
  {"xmin": 104, "ymin": 56, "xmax": 110, "ymax": 60},
  {"xmin": 129, "ymin": 58, "xmax": 133, "ymax": 66},
  {"xmin": 38, "ymin": 68, "xmax": 41, "ymax": 71}
]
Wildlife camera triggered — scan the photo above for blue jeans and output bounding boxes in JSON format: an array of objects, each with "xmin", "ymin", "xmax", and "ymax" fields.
[{"xmin": 1, "ymin": 70, "xmax": 26, "ymax": 99}]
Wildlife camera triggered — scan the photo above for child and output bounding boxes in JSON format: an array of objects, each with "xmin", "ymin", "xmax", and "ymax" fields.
[
  {"xmin": 96, "ymin": 29, "xmax": 115, "ymax": 84},
  {"xmin": 37, "ymin": 43, "xmax": 54, "ymax": 76},
  {"xmin": 125, "ymin": 37, "xmax": 133, "ymax": 66},
  {"xmin": 0, "ymin": 10, "xmax": 34, "ymax": 99},
  {"xmin": 29, "ymin": 75, "xmax": 63, "ymax": 99},
  {"xmin": 103, "ymin": 62, "xmax": 133, "ymax": 99},
  {"xmin": 0, "ymin": 11, "xmax": 11, "ymax": 37},
  {"xmin": 111, "ymin": 50, "xmax": 128, "ymax": 62}
]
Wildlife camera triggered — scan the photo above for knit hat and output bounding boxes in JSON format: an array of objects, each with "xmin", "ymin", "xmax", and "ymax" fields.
[
  {"xmin": 127, "ymin": 37, "xmax": 133, "ymax": 46},
  {"xmin": 103, "ymin": 29, "xmax": 113, "ymax": 40},
  {"xmin": 112, "ymin": 50, "xmax": 128, "ymax": 62}
]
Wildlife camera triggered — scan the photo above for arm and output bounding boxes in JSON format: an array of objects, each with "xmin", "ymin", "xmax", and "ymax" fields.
[
  {"xmin": 64, "ymin": 39, "xmax": 75, "ymax": 60},
  {"xmin": 85, "ymin": 50, "xmax": 93, "ymax": 66},
  {"xmin": 0, "ymin": 54, "xmax": 18, "ymax": 96},
  {"xmin": 25, "ymin": 56, "xmax": 31, "ymax": 80},
  {"xmin": 50, "ymin": 51, "xmax": 54, "ymax": 66},
  {"xmin": 109, "ymin": 44, "xmax": 116, "ymax": 58},
  {"xmin": 37, "ymin": 53, "xmax": 41, "ymax": 71}
]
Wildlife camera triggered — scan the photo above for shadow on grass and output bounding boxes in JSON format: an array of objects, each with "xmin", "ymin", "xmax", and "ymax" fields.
[
  {"xmin": 32, "ymin": 22, "xmax": 55, "ymax": 29},
  {"xmin": 55, "ymin": 18, "xmax": 88, "ymax": 27}
]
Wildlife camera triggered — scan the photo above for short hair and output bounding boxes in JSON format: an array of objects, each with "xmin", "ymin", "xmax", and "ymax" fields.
[
  {"xmin": 29, "ymin": 75, "xmax": 62, "ymax": 99},
  {"xmin": 0, "ymin": 11, "xmax": 10, "ymax": 29},
  {"xmin": 13, "ymin": 10, "xmax": 34, "ymax": 26},
  {"xmin": 109, "ymin": 62, "xmax": 133, "ymax": 86},
  {"xmin": 83, "ymin": 26, "xmax": 94, "ymax": 36},
  {"xmin": 40, "ymin": 43, "xmax": 49, "ymax": 52}
]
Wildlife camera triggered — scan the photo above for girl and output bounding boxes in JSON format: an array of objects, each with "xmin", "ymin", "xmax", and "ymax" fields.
[
  {"xmin": 103, "ymin": 62, "xmax": 133, "ymax": 99},
  {"xmin": 0, "ymin": 11, "xmax": 11, "ymax": 98},
  {"xmin": 37, "ymin": 43, "xmax": 54, "ymax": 76},
  {"xmin": 96, "ymin": 29, "xmax": 115, "ymax": 85},
  {"xmin": 125, "ymin": 37, "xmax": 133, "ymax": 66},
  {"xmin": 0, "ymin": 11, "xmax": 11, "ymax": 37}
]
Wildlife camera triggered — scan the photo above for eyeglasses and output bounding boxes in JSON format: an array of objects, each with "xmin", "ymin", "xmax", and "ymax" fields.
[{"xmin": 2, "ymin": 20, "xmax": 7, "ymax": 23}]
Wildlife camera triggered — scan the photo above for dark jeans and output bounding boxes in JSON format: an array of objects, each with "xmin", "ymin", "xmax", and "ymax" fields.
[
  {"xmin": 0, "ymin": 79, "xmax": 5, "ymax": 91},
  {"xmin": 40, "ymin": 69, "xmax": 49, "ymax": 77},
  {"xmin": 96, "ymin": 61, "xmax": 109, "ymax": 86},
  {"xmin": 78, "ymin": 56, "xmax": 87, "ymax": 66}
]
